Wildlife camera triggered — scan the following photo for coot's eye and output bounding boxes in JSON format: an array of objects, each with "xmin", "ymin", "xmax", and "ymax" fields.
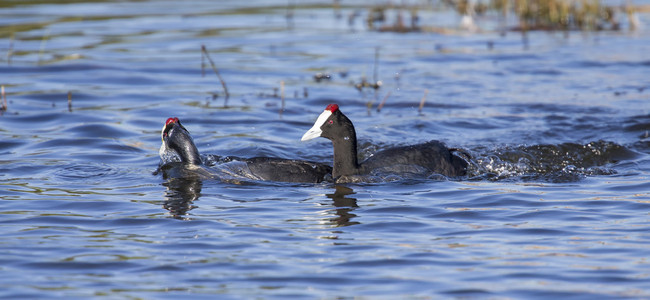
[{"xmin": 328, "ymin": 120, "xmax": 334, "ymax": 124}]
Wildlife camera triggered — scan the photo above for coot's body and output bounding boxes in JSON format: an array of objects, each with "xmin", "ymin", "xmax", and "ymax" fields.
[
  {"xmin": 301, "ymin": 104, "xmax": 467, "ymax": 180},
  {"xmin": 358, "ymin": 141, "xmax": 467, "ymax": 177},
  {"xmin": 159, "ymin": 117, "xmax": 332, "ymax": 183},
  {"xmin": 220, "ymin": 156, "xmax": 332, "ymax": 183}
]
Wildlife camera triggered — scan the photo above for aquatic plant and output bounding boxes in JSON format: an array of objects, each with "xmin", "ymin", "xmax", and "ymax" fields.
[
  {"xmin": 364, "ymin": 0, "xmax": 642, "ymax": 32},
  {"xmin": 505, "ymin": 0, "xmax": 619, "ymax": 31}
]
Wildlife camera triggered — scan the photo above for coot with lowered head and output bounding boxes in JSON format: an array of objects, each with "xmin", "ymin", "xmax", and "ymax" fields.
[
  {"xmin": 159, "ymin": 117, "xmax": 332, "ymax": 183},
  {"xmin": 301, "ymin": 104, "xmax": 467, "ymax": 180}
]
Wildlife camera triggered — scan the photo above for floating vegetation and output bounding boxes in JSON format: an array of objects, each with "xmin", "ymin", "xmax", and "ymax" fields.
[
  {"xmin": 352, "ymin": 77, "xmax": 382, "ymax": 91},
  {"xmin": 313, "ymin": 72, "xmax": 332, "ymax": 83},
  {"xmin": 367, "ymin": 5, "xmax": 421, "ymax": 32}
]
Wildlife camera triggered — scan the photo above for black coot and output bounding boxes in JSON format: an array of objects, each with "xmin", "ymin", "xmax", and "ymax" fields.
[
  {"xmin": 159, "ymin": 117, "xmax": 332, "ymax": 183},
  {"xmin": 301, "ymin": 104, "xmax": 467, "ymax": 180}
]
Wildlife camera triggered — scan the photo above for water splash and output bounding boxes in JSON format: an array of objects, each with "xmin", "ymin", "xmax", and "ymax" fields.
[{"xmin": 467, "ymin": 140, "xmax": 635, "ymax": 182}]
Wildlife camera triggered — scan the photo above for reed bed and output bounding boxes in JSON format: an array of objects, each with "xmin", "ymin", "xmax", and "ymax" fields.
[{"xmin": 365, "ymin": 0, "xmax": 641, "ymax": 32}]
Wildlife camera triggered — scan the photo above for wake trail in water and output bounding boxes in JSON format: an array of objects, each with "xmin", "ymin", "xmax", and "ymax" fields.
[{"xmin": 465, "ymin": 140, "xmax": 637, "ymax": 182}]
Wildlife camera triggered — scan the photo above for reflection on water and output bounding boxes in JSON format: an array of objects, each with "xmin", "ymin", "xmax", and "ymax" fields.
[
  {"xmin": 326, "ymin": 185, "xmax": 360, "ymax": 227},
  {"xmin": 162, "ymin": 177, "xmax": 202, "ymax": 219},
  {"xmin": 160, "ymin": 176, "xmax": 360, "ymax": 225}
]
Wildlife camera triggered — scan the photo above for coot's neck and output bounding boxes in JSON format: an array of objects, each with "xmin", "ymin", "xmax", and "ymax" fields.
[
  {"xmin": 169, "ymin": 129, "xmax": 202, "ymax": 166},
  {"xmin": 330, "ymin": 113, "xmax": 361, "ymax": 178},
  {"xmin": 177, "ymin": 142, "xmax": 202, "ymax": 166}
]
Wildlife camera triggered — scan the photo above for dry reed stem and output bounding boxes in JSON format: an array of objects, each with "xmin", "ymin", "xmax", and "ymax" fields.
[
  {"xmin": 280, "ymin": 81, "xmax": 285, "ymax": 115},
  {"xmin": 377, "ymin": 91, "xmax": 391, "ymax": 112},
  {"xmin": 38, "ymin": 29, "xmax": 50, "ymax": 64},
  {"xmin": 67, "ymin": 91, "xmax": 72, "ymax": 112},
  {"xmin": 373, "ymin": 46, "xmax": 379, "ymax": 84},
  {"xmin": 200, "ymin": 45, "xmax": 230, "ymax": 101},
  {"xmin": 418, "ymin": 89, "xmax": 428, "ymax": 114},
  {"xmin": 7, "ymin": 34, "xmax": 14, "ymax": 65},
  {"xmin": 1, "ymin": 85, "xmax": 6, "ymax": 111}
]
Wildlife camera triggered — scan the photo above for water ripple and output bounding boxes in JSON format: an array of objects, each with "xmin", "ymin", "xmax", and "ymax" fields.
[{"xmin": 0, "ymin": 1, "xmax": 648, "ymax": 299}]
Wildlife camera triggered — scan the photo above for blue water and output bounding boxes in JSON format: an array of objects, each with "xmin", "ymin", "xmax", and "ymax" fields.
[{"xmin": 1, "ymin": 1, "xmax": 649, "ymax": 298}]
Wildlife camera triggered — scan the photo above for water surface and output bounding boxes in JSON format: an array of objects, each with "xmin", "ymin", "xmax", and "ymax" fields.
[{"xmin": 1, "ymin": 1, "xmax": 649, "ymax": 298}]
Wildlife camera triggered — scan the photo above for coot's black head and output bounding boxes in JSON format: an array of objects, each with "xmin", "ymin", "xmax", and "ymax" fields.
[
  {"xmin": 301, "ymin": 104, "xmax": 356, "ymax": 142},
  {"xmin": 160, "ymin": 117, "xmax": 202, "ymax": 165}
]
